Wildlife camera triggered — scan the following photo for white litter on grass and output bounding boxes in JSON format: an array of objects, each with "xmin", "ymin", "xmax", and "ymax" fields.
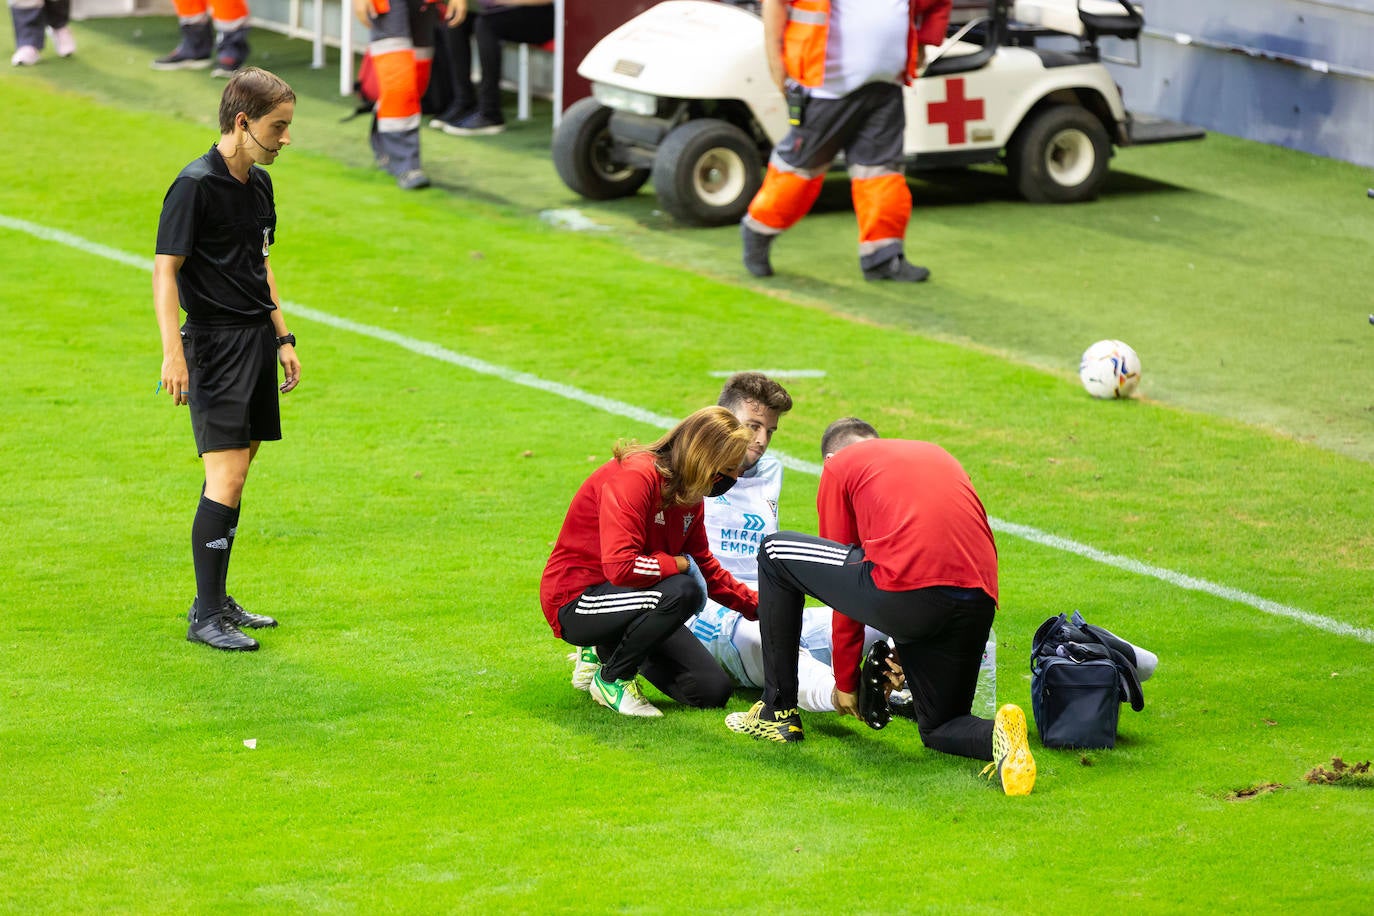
[
  {"xmin": 539, "ymin": 209, "xmax": 610, "ymax": 232},
  {"xmin": 244, "ymin": 739, "xmax": 257, "ymax": 750}
]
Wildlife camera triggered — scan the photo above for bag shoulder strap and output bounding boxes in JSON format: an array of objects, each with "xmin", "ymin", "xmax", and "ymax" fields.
[
  {"xmin": 1081, "ymin": 623, "xmax": 1144, "ymax": 711},
  {"xmin": 1031, "ymin": 613, "xmax": 1068, "ymax": 660}
]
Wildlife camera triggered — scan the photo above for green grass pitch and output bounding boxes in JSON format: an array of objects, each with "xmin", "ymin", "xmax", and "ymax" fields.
[{"xmin": 1, "ymin": 20, "xmax": 1372, "ymax": 913}]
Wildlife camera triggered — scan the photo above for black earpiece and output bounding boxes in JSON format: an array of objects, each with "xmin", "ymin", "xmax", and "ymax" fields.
[{"xmin": 239, "ymin": 118, "xmax": 281, "ymax": 154}]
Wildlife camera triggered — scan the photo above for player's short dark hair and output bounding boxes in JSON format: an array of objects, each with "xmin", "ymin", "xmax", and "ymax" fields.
[
  {"xmin": 717, "ymin": 372, "xmax": 792, "ymax": 415},
  {"xmin": 820, "ymin": 417, "xmax": 879, "ymax": 458},
  {"xmin": 219, "ymin": 67, "xmax": 296, "ymax": 134}
]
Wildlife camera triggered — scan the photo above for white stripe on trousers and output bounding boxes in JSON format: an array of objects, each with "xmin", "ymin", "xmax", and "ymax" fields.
[
  {"xmin": 763, "ymin": 538, "xmax": 849, "ymax": 566},
  {"xmin": 575, "ymin": 590, "xmax": 664, "ymax": 615},
  {"xmin": 377, "ymin": 114, "xmax": 422, "ymax": 133}
]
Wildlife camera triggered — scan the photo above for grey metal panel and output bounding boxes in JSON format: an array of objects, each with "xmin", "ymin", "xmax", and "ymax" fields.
[
  {"xmin": 250, "ymin": 0, "xmax": 292, "ymax": 26},
  {"xmin": 1102, "ymin": 0, "xmax": 1374, "ymax": 166},
  {"xmin": 250, "ymin": 0, "xmax": 350, "ymax": 45},
  {"xmin": 1139, "ymin": 0, "xmax": 1374, "ymax": 72}
]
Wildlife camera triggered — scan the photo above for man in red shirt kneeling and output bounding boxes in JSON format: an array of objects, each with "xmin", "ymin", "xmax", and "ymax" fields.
[{"xmin": 725, "ymin": 417, "xmax": 1036, "ymax": 795}]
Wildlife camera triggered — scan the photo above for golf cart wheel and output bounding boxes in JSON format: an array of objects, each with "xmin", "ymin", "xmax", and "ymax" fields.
[
  {"xmin": 1008, "ymin": 104, "xmax": 1111, "ymax": 204},
  {"xmin": 552, "ymin": 97, "xmax": 650, "ymax": 200},
  {"xmin": 652, "ymin": 119, "xmax": 763, "ymax": 226}
]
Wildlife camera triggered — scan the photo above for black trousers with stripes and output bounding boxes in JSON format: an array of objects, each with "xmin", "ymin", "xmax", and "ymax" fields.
[
  {"xmin": 758, "ymin": 531, "xmax": 997, "ymax": 760},
  {"xmin": 557, "ymin": 574, "xmax": 732, "ymax": 708}
]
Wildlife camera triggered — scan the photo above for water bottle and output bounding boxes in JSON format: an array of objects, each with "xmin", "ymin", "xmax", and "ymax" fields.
[{"xmin": 974, "ymin": 628, "xmax": 997, "ymax": 718}]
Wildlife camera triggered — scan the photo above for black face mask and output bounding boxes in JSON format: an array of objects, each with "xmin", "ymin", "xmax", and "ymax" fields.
[{"xmin": 708, "ymin": 473, "xmax": 738, "ymax": 498}]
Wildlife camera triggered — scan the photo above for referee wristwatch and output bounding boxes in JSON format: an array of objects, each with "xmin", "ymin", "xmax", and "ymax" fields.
[{"xmin": 276, "ymin": 333, "xmax": 297, "ymax": 348}]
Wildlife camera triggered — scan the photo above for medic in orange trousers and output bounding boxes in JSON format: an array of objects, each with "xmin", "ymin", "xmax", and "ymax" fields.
[
  {"xmin": 741, "ymin": 0, "xmax": 952, "ymax": 282},
  {"xmin": 151, "ymin": 0, "xmax": 252, "ymax": 77},
  {"xmin": 354, "ymin": 0, "xmax": 464, "ymax": 190}
]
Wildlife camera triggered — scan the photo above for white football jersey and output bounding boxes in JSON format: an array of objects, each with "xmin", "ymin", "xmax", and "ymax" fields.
[
  {"xmin": 692, "ymin": 454, "xmax": 838, "ymax": 698},
  {"xmin": 703, "ymin": 453, "xmax": 782, "ymax": 588}
]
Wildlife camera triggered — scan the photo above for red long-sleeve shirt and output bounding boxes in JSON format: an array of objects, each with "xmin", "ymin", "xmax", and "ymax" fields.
[
  {"xmin": 539, "ymin": 452, "xmax": 759, "ymax": 638},
  {"xmin": 821, "ymin": 439, "xmax": 998, "ymax": 693}
]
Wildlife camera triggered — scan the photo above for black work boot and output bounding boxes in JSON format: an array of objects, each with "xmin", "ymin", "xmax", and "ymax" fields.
[
  {"xmin": 187, "ymin": 599, "xmax": 259, "ymax": 651},
  {"xmin": 741, "ymin": 222, "xmax": 776, "ymax": 277},
  {"xmin": 211, "ymin": 26, "xmax": 250, "ymax": 78},
  {"xmin": 151, "ymin": 21, "xmax": 213, "ymax": 70},
  {"xmin": 862, "ymin": 254, "xmax": 930, "ymax": 283}
]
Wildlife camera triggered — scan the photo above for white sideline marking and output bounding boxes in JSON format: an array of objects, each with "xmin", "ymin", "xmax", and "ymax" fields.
[
  {"xmin": 0, "ymin": 215, "xmax": 156, "ymax": 271},
  {"xmin": 5, "ymin": 213, "xmax": 1370, "ymax": 645},
  {"xmin": 992, "ymin": 521, "xmax": 1374, "ymax": 643}
]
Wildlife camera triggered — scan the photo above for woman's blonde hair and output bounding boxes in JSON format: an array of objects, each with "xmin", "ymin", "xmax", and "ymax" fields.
[{"xmin": 615, "ymin": 406, "xmax": 751, "ymax": 506}]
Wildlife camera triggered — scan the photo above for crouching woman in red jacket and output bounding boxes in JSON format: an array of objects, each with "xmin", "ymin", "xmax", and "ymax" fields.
[{"xmin": 540, "ymin": 407, "xmax": 761, "ymax": 718}]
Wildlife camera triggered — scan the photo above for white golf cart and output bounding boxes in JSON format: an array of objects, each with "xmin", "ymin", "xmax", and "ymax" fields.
[{"xmin": 552, "ymin": 0, "xmax": 1204, "ymax": 226}]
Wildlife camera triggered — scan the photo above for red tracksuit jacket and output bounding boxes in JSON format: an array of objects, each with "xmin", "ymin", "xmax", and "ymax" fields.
[
  {"xmin": 820, "ymin": 438, "xmax": 998, "ymax": 693},
  {"xmin": 540, "ymin": 452, "xmax": 759, "ymax": 638}
]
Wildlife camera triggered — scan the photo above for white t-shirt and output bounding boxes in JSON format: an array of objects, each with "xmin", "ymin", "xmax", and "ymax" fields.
[{"xmin": 815, "ymin": 0, "xmax": 911, "ymax": 99}]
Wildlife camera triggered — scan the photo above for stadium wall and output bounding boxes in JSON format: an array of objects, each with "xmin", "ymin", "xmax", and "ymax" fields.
[{"xmin": 1103, "ymin": 0, "xmax": 1374, "ymax": 168}]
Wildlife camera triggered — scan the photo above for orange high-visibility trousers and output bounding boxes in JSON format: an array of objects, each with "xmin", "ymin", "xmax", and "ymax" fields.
[
  {"xmin": 171, "ymin": 0, "xmax": 249, "ymax": 29},
  {"xmin": 368, "ymin": 0, "xmax": 438, "ymax": 176},
  {"xmin": 851, "ymin": 168, "xmax": 910, "ymax": 260},
  {"xmin": 747, "ymin": 163, "xmax": 827, "ymax": 233},
  {"xmin": 743, "ymin": 83, "xmax": 910, "ymax": 267}
]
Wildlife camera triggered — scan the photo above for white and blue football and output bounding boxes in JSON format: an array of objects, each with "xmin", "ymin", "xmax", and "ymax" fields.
[{"xmin": 1079, "ymin": 339, "xmax": 1141, "ymax": 399}]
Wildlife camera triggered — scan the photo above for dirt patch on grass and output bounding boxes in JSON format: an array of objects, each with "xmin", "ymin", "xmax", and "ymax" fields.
[
  {"xmin": 1304, "ymin": 757, "xmax": 1374, "ymax": 787},
  {"xmin": 1225, "ymin": 783, "xmax": 1286, "ymax": 801}
]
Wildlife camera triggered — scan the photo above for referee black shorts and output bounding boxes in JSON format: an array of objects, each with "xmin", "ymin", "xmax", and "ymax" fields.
[{"xmin": 182, "ymin": 320, "xmax": 281, "ymax": 455}]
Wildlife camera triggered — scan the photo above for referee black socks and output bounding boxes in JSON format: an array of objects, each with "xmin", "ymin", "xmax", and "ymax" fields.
[{"xmin": 191, "ymin": 494, "xmax": 237, "ymax": 615}]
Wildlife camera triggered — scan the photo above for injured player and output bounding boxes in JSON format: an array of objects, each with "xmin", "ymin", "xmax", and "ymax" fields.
[{"xmin": 685, "ymin": 372, "xmax": 883, "ymax": 712}]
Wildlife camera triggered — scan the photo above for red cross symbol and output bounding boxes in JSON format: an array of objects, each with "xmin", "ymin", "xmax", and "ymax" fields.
[{"xmin": 927, "ymin": 78, "xmax": 985, "ymax": 145}]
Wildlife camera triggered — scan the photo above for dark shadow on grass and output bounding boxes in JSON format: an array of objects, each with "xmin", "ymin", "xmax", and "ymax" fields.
[
  {"xmin": 909, "ymin": 168, "xmax": 1022, "ymax": 208},
  {"xmin": 768, "ymin": 169, "xmax": 1021, "ymax": 218},
  {"xmin": 1098, "ymin": 169, "xmax": 1198, "ymax": 198}
]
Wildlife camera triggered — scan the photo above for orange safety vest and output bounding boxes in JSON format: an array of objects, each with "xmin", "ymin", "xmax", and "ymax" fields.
[{"xmin": 782, "ymin": 0, "xmax": 952, "ymax": 88}]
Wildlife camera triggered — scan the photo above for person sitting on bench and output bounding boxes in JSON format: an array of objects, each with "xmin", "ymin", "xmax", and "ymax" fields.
[{"xmin": 430, "ymin": 0, "xmax": 553, "ymax": 136}]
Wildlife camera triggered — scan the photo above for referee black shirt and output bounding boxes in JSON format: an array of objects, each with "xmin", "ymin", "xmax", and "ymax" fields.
[{"xmin": 156, "ymin": 144, "xmax": 278, "ymax": 326}]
